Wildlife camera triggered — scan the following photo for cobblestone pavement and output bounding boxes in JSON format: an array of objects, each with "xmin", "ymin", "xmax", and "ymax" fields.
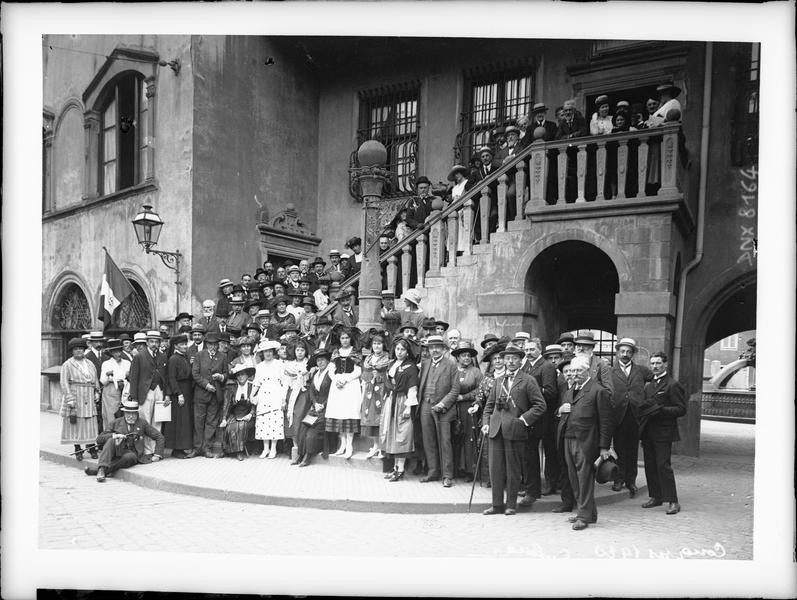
[{"xmin": 39, "ymin": 452, "xmax": 753, "ymax": 559}]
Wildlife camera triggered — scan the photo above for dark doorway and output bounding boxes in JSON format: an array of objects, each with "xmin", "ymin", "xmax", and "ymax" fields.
[{"xmin": 525, "ymin": 241, "xmax": 620, "ymax": 344}]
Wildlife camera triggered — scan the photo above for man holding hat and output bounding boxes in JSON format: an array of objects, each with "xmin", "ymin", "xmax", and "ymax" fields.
[
  {"xmin": 84, "ymin": 399, "xmax": 165, "ymax": 482},
  {"xmin": 128, "ymin": 330, "xmax": 169, "ymax": 456},
  {"xmin": 418, "ymin": 335, "xmax": 462, "ymax": 487},
  {"xmin": 610, "ymin": 338, "xmax": 653, "ymax": 497},
  {"xmin": 190, "ymin": 332, "xmax": 228, "ymax": 458},
  {"xmin": 573, "ymin": 331, "xmax": 614, "ymax": 396},
  {"xmin": 481, "ymin": 343, "xmax": 546, "ymax": 515},
  {"xmin": 557, "ymin": 355, "xmax": 614, "ymax": 530},
  {"xmin": 379, "ymin": 291, "xmax": 401, "ymax": 336}
]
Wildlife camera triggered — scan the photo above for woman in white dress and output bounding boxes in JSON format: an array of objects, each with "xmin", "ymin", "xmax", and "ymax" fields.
[
  {"xmin": 446, "ymin": 164, "xmax": 473, "ymax": 255},
  {"xmin": 324, "ymin": 328, "xmax": 362, "ymax": 459},
  {"xmin": 252, "ymin": 339, "xmax": 286, "ymax": 458}
]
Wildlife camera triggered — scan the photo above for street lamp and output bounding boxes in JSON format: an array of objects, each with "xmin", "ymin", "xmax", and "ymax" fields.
[{"xmin": 132, "ymin": 203, "xmax": 182, "ymax": 315}]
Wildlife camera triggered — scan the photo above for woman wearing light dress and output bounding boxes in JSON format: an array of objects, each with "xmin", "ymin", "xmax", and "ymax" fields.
[
  {"xmin": 324, "ymin": 328, "xmax": 362, "ymax": 459},
  {"xmin": 252, "ymin": 339, "xmax": 286, "ymax": 458},
  {"xmin": 360, "ymin": 333, "xmax": 391, "ymax": 459},
  {"xmin": 60, "ymin": 337, "xmax": 100, "ymax": 461}
]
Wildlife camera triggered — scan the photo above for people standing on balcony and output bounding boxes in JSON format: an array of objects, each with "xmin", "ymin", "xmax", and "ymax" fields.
[
  {"xmin": 473, "ymin": 146, "xmax": 503, "ymax": 239},
  {"xmin": 609, "ymin": 338, "xmax": 653, "ymax": 498},
  {"xmin": 639, "ymin": 352, "xmax": 686, "ymax": 516},
  {"xmin": 380, "ymin": 337, "xmax": 420, "ymax": 482},
  {"xmin": 588, "ymin": 95, "xmax": 615, "ymax": 200},
  {"xmin": 495, "ymin": 126, "xmax": 521, "ymax": 222},
  {"xmin": 252, "ymin": 339, "xmax": 285, "ymax": 459},
  {"xmin": 557, "ymin": 355, "xmax": 614, "ymax": 530},
  {"xmin": 360, "ymin": 333, "xmax": 391, "ymax": 460},
  {"xmin": 641, "ymin": 97, "xmax": 660, "ymax": 129},
  {"xmin": 648, "ymin": 84, "xmax": 682, "ymax": 127},
  {"xmin": 418, "ymin": 335, "xmax": 461, "ymax": 488},
  {"xmin": 60, "ymin": 337, "xmax": 101, "ymax": 461},
  {"xmin": 481, "ymin": 344, "xmax": 546, "ymax": 516},
  {"xmin": 530, "ymin": 103, "xmax": 558, "ymax": 141},
  {"xmin": 555, "ymin": 100, "xmax": 588, "ymax": 203},
  {"xmin": 590, "ymin": 95, "xmax": 614, "ymax": 136},
  {"xmin": 219, "ymin": 364, "xmax": 256, "ymax": 462},
  {"xmin": 450, "ymin": 341, "xmax": 483, "ymax": 483},
  {"xmin": 402, "ymin": 176, "xmax": 434, "ymax": 231},
  {"xmin": 325, "ymin": 328, "xmax": 362, "ymax": 459}
]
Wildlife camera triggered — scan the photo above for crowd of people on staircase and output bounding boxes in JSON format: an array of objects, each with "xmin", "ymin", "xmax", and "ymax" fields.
[{"xmin": 62, "ymin": 267, "xmax": 686, "ymax": 529}]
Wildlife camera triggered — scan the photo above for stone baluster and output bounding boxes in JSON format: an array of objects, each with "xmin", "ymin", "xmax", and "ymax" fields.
[
  {"xmin": 415, "ymin": 233, "xmax": 427, "ymax": 288},
  {"xmin": 556, "ymin": 149, "xmax": 567, "ymax": 205},
  {"xmin": 514, "ymin": 158, "xmax": 526, "ymax": 221},
  {"xmin": 637, "ymin": 137, "xmax": 649, "ymax": 197},
  {"xmin": 386, "ymin": 255, "xmax": 398, "ymax": 296},
  {"xmin": 401, "ymin": 244, "xmax": 412, "ymax": 292},
  {"xmin": 497, "ymin": 174, "xmax": 509, "ymax": 232},
  {"xmin": 447, "ymin": 209, "xmax": 459, "ymax": 267},
  {"xmin": 660, "ymin": 129, "xmax": 679, "ymax": 196},
  {"xmin": 427, "ymin": 205, "xmax": 446, "ymax": 277},
  {"xmin": 527, "ymin": 143, "xmax": 547, "ymax": 211},
  {"xmin": 479, "ymin": 187, "xmax": 490, "ymax": 244},
  {"xmin": 617, "ymin": 140, "xmax": 629, "ymax": 200},
  {"xmin": 576, "ymin": 143, "xmax": 587, "ymax": 203},
  {"xmin": 595, "ymin": 141, "xmax": 607, "ymax": 202},
  {"xmin": 462, "ymin": 198, "xmax": 474, "ymax": 255}
]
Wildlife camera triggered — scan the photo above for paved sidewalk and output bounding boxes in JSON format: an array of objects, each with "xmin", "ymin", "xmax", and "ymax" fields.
[{"xmin": 40, "ymin": 411, "xmax": 648, "ymax": 514}]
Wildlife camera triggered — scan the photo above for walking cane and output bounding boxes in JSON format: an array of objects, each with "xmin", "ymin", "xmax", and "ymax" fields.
[{"xmin": 467, "ymin": 429, "xmax": 487, "ymax": 513}]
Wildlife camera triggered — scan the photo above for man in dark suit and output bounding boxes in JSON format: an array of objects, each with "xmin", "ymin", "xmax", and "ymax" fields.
[
  {"xmin": 519, "ymin": 338, "xmax": 560, "ymax": 504},
  {"xmin": 555, "ymin": 99, "xmax": 589, "ymax": 203},
  {"xmin": 418, "ymin": 335, "xmax": 461, "ymax": 487},
  {"xmin": 528, "ymin": 103, "xmax": 558, "ymax": 141},
  {"xmin": 482, "ymin": 344, "xmax": 546, "ymax": 515},
  {"xmin": 128, "ymin": 330, "xmax": 168, "ymax": 456},
  {"xmin": 190, "ymin": 332, "xmax": 228, "ymax": 458},
  {"xmin": 639, "ymin": 352, "xmax": 686, "ymax": 515},
  {"xmin": 473, "ymin": 146, "xmax": 504, "ymax": 240},
  {"xmin": 84, "ymin": 332, "xmax": 106, "ymax": 429},
  {"xmin": 573, "ymin": 331, "xmax": 615, "ymax": 396},
  {"xmin": 404, "ymin": 176, "xmax": 435, "ymax": 231},
  {"xmin": 332, "ymin": 291, "xmax": 359, "ymax": 328},
  {"xmin": 610, "ymin": 338, "xmax": 654, "ymax": 497},
  {"xmin": 83, "ymin": 399, "xmax": 165, "ymax": 481},
  {"xmin": 558, "ymin": 355, "xmax": 614, "ymax": 530},
  {"xmin": 197, "ymin": 299, "xmax": 218, "ymax": 329}
]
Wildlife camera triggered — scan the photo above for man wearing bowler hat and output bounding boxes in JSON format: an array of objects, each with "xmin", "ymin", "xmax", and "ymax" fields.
[
  {"xmin": 175, "ymin": 312, "xmax": 193, "ymax": 331},
  {"xmin": 404, "ymin": 176, "xmax": 435, "ymax": 231},
  {"xmin": 481, "ymin": 344, "xmax": 546, "ymax": 515},
  {"xmin": 573, "ymin": 330, "xmax": 614, "ymax": 396},
  {"xmin": 639, "ymin": 352, "xmax": 685, "ymax": 515},
  {"xmin": 418, "ymin": 335, "xmax": 461, "ymax": 487},
  {"xmin": 557, "ymin": 355, "xmax": 614, "ymax": 530},
  {"xmin": 190, "ymin": 332, "xmax": 228, "ymax": 458},
  {"xmin": 333, "ymin": 289, "xmax": 359, "ymax": 329},
  {"xmin": 610, "ymin": 338, "xmax": 653, "ymax": 497},
  {"xmin": 557, "ymin": 332, "xmax": 576, "ymax": 355},
  {"xmin": 308, "ymin": 257, "xmax": 327, "ymax": 290},
  {"xmin": 128, "ymin": 330, "xmax": 169, "ymax": 456}
]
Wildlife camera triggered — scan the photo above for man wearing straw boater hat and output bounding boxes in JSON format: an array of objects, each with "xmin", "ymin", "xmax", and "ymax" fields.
[
  {"xmin": 84, "ymin": 399, "xmax": 165, "ymax": 482},
  {"xmin": 128, "ymin": 330, "xmax": 169, "ymax": 456},
  {"xmin": 481, "ymin": 343, "xmax": 546, "ymax": 515},
  {"xmin": 610, "ymin": 338, "xmax": 654, "ymax": 498}
]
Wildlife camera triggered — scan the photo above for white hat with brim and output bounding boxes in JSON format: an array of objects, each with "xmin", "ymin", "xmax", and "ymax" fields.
[
  {"xmin": 255, "ymin": 340, "xmax": 281, "ymax": 354},
  {"xmin": 615, "ymin": 337, "xmax": 638, "ymax": 351}
]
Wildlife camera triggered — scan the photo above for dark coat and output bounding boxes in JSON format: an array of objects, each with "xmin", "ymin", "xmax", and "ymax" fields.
[
  {"xmin": 557, "ymin": 377, "xmax": 613, "ymax": 461},
  {"xmin": 483, "ymin": 370, "xmax": 546, "ymax": 441},
  {"xmin": 639, "ymin": 374, "xmax": 686, "ymax": 442},
  {"xmin": 475, "ymin": 157, "xmax": 504, "ymax": 182},
  {"xmin": 526, "ymin": 119, "xmax": 558, "ymax": 142},
  {"xmin": 191, "ymin": 349, "xmax": 228, "ymax": 404},
  {"xmin": 404, "ymin": 196, "xmax": 434, "ymax": 230},
  {"xmin": 555, "ymin": 112, "xmax": 589, "ymax": 140},
  {"xmin": 610, "ymin": 361, "xmax": 654, "ymax": 425},
  {"xmin": 128, "ymin": 349, "xmax": 167, "ymax": 404},
  {"xmin": 418, "ymin": 357, "xmax": 460, "ymax": 421},
  {"xmin": 521, "ymin": 357, "xmax": 559, "ymax": 435},
  {"xmin": 589, "ymin": 354, "xmax": 615, "ymax": 396},
  {"xmin": 98, "ymin": 416, "xmax": 165, "ymax": 459}
]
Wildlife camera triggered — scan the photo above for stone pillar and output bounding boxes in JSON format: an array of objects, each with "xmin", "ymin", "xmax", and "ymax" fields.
[
  {"xmin": 350, "ymin": 141, "xmax": 391, "ymax": 330},
  {"xmin": 83, "ymin": 110, "xmax": 101, "ymax": 200}
]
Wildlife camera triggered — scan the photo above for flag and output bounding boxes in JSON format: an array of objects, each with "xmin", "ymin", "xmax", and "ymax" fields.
[{"xmin": 99, "ymin": 250, "xmax": 134, "ymax": 328}]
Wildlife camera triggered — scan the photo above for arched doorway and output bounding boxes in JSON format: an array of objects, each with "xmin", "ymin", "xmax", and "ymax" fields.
[
  {"xmin": 50, "ymin": 283, "xmax": 94, "ymax": 364},
  {"xmin": 525, "ymin": 240, "xmax": 620, "ymax": 345}
]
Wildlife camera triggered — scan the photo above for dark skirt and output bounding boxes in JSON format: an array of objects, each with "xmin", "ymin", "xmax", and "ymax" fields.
[
  {"xmin": 165, "ymin": 380, "xmax": 194, "ymax": 450},
  {"xmin": 453, "ymin": 402, "xmax": 478, "ymax": 475},
  {"xmin": 325, "ymin": 417, "xmax": 360, "ymax": 434},
  {"xmin": 223, "ymin": 417, "xmax": 255, "ymax": 453},
  {"xmin": 285, "ymin": 388, "xmax": 311, "ymax": 440},
  {"xmin": 297, "ymin": 417, "xmax": 326, "ymax": 457}
]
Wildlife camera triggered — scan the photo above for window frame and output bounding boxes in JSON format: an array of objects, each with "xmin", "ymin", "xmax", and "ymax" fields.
[{"xmin": 731, "ymin": 42, "xmax": 759, "ymax": 167}]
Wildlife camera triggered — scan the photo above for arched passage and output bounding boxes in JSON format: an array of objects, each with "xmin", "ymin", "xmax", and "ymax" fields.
[{"xmin": 525, "ymin": 240, "xmax": 620, "ymax": 344}]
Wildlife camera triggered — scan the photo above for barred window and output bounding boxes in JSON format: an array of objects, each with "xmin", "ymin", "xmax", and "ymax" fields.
[
  {"xmin": 52, "ymin": 284, "xmax": 93, "ymax": 331},
  {"xmin": 114, "ymin": 279, "xmax": 152, "ymax": 330},
  {"xmin": 100, "ymin": 72, "xmax": 149, "ymax": 195},
  {"xmin": 456, "ymin": 63, "xmax": 535, "ymax": 163},
  {"xmin": 354, "ymin": 83, "xmax": 420, "ymax": 196},
  {"xmin": 732, "ymin": 43, "xmax": 759, "ymax": 166}
]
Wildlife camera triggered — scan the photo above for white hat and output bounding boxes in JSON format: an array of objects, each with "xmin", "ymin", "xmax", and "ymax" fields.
[
  {"xmin": 615, "ymin": 337, "xmax": 638, "ymax": 351},
  {"xmin": 513, "ymin": 332, "xmax": 531, "ymax": 341},
  {"xmin": 146, "ymin": 330, "xmax": 161, "ymax": 340},
  {"xmin": 340, "ymin": 253, "xmax": 351, "ymax": 259},
  {"xmin": 255, "ymin": 339, "xmax": 281, "ymax": 354},
  {"xmin": 401, "ymin": 288, "xmax": 422, "ymax": 306}
]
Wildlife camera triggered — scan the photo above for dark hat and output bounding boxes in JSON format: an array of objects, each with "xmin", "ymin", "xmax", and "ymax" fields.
[
  {"xmin": 557, "ymin": 352, "xmax": 575, "ymax": 371},
  {"xmin": 217, "ymin": 332, "xmax": 231, "ymax": 343},
  {"xmin": 171, "ymin": 334, "xmax": 189, "ymax": 345},
  {"xmin": 312, "ymin": 256, "xmax": 327, "ymax": 267},
  {"xmin": 205, "ymin": 332, "xmax": 220, "ymax": 344},
  {"xmin": 656, "ymin": 83, "xmax": 681, "ymax": 97},
  {"xmin": 594, "ymin": 94, "xmax": 610, "ymax": 107},
  {"xmin": 244, "ymin": 300, "xmax": 261, "ymax": 311},
  {"xmin": 308, "ymin": 348, "xmax": 332, "ymax": 368},
  {"xmin": 104, "ymin": 338, "xmax": 123, "ymax": 352},
  {"xmin": 282, "ymin": 323, "xmax": 300, "ymax": 333},
  {"xmin": 316, "ymin": 315, "xmax": 333, "ymax": 327},
  {"xmin": 595, "ymin": 456, "xmax": 619, "ymax": 485},
  {"xmin": 415, "ymin": 175, "xmax": 431, "ymax": 186},
  {"xmin": 271, "ymin": 295, "xmax": 289, "ymax": 307},
  {"xmin": 451, "ymin": 340, "xmax": 478, "ymax": 358},
  {"xmin": 574, "ymin": 331, "xmax": 596, "ymax": 346},
  {"xmin": 119, "ymin": 333, "xmax": 132, "ymax": 342},
  {"xmin": 480, "ymin": 333, "xmax": 500, "ymax": 349},
  {"xmin": 392, "ymin": 336, "xmax": 419, "ymax": 361},
  {"xmin": 231, "ymin": 363, "xmax": 256, "ymax": 379},
  {"xmin": 435, "ymin": 320, "xmax": 450, "ymax": 332},
  {"xmin": 421, "ymin": 317, "xmax": 437, "ymax": 330},
  {"xmin": 232, "ymin": 284, "xmax": 245, "ymax": 294},
  {"xmin": 481, "ymin": 343, "xmax": 505, "ymax": 363},
  {"xmin": 399, "ymin": 321, "xmax": 418, "ymax": 334},
  {"xmin": 302, "ymin": 296, "xmax": 316, "ymax": 309},
  {"xmin": 175, "ymin": 312, "xmax": 193, "ymax": 321},
  {"xmin": 245, "ymin": 322, "xmax": 262, "ymax": 332},
  {"xmin": 260, "ymin": 280, "xmax": 274, "ymax": 288},
  {"xmin": 500, "ymin": 343, "xmax": 525, "ymax": 358},
  {"xmin": 557, "ymin": 332, "xmax": 575, "ymax": 345},
  {"xmin": 67, "ymin": 338, "xmax": 89, "ymax": 350},
  {"xmin": 345, "ymin": 236, "xmax": 362, "ymax": 249},
  {"xmin": 191, "ymin": 323, "xmax": 207, "ymax": 333},
  {"xmin": 215, "ymin": 308, "xmax": 230, "ymax": 318},
  {"xmin": 447, "ymin": 164, "xmax": 469, "ymax": 182},
  {"xmin": 255, "ymin": 268, "xmax": 266, "ymax": 276},
  {"xmin": 178, "ymin": 325, "xmax": 193, "ymax": 334},
  {"xmin": 336, "ymin": 290, "xmax": 354, "ymax": 301}
]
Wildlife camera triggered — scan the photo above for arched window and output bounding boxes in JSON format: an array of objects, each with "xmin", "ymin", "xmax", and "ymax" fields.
[
  {"xmin": 99, "ymin": 72, "xmax": 149, "ymax": 195},
  {"xmin": 113, "ymin": 279, "xmax": 152, "ymax": 330},
  {"xmin": 52, "ymin": 284, "xmax": 93, "ymax": 331}
]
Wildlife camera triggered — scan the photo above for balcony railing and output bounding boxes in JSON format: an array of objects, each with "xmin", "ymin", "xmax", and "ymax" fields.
[{"xmin": 321, "ymin": 124, "xmax": 684, "ymax": 317}]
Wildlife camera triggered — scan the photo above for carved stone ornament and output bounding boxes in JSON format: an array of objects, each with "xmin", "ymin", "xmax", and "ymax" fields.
[{"xmin": 268, "ymin": 203, "xmax": 314, "ymax": 237}]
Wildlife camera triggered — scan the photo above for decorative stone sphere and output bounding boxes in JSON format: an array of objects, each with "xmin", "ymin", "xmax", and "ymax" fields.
[
  {"xmin": 533, "ymin": 126, "xmax": 547, "ymax": 141},
  {"xmin": 665, "ymin": 107, "xmax": 681, "ymax": 122},
  {"xmin": 357, "ymin": 140, "xmax": 388, "ymax": 167},
  {"xmin": 431, "ymin": 196, "xmax": 444, "ymax": 211}
]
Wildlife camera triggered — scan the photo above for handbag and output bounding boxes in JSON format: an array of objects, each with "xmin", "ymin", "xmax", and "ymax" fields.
[{"xmin": 301, "ymin": 414, "xmax": 319, "ymax": 427}]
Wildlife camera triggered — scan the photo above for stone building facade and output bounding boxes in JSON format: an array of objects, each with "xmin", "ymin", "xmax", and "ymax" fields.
[{"xmin": 42, "ymin": 35, "xmax": 758, "ymax": 455}]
